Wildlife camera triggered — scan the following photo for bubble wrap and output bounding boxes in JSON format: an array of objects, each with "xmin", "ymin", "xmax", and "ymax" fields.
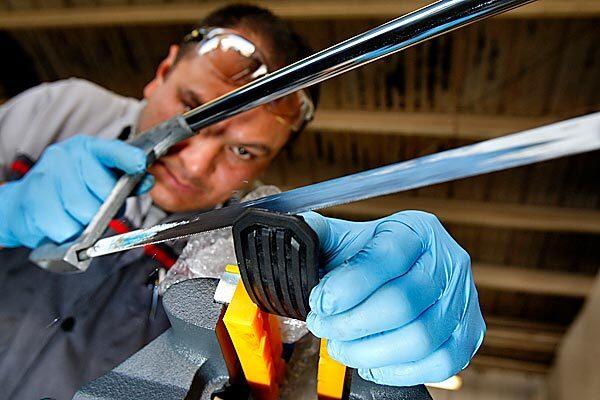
[
  {"xmin": 159, "ymin": 226, "xmax": 236, "ymax": 291},
  {"xmin": 159, "ymin": 185, "xmax": 309, "ymax": 343},
  {"xmin": 278, "ymin": 316, "xmax": 309, "ymax": 344}
]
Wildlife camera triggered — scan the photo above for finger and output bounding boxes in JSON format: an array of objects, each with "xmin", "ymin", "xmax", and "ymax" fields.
[
  {"xmin": 325, "ymin": 270, "xmax": 473, "ymax": 368},
  {"xmin": 78, "ymin": 150, "xmax": 120, "ymax": 200},
  {"xmin": 358, "ymin": 289, "xmax": 485, "ymax": 386},
  {"xmin": 57, "ymin": 159, "xmax": 104, "ymax": 224},
  {"xmin": 135, "ymin": 173, "xmax": 155, "ymax": 195},
  {"xmin": 301, "ymin": 211, "xmax": 376, "ymax": 269},
  {"xmin": 0, "ymin": 181, "xmax": 41, "ymax": 248},
  {"xmin": 309, "ymin": 218, "xmax": 424, "ymax": 316},
  {"xmin": 307, "ymin": 251, "xmax": 445, "ymax": 341},
  {"xmin": 26, "ymin": 175, "xmax": 83, "ymax": 244},
  {"xmin": 10, "ymin": 192, "xmax": 46, "ymax": 248},
  {"xmin": 85, "ymin": 137, "xmax": 147, "ymax": 175}
]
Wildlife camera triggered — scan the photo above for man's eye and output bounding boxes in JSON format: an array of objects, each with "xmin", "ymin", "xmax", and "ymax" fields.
[{"xmin": 230, "ymin": 145, "xmax": 254, "ymax": 160}]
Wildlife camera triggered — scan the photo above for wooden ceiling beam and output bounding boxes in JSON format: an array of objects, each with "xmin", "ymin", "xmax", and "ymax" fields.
[
  {"xmin": 468, "ymin": 317, "xmax": 565, "ymax": 372},
  {"xmin": 323, "ymin": 195, "xmax": 600, "ymax": 234},
  {"xmin": 471, "ymin": 355, "xmax": 550, "ymax": 374},
  {"xmin": 310, "ymin": 110, "xmax": 558, "ymax": 140},
  {"xmin": 0, "ymin": 1, "xmax": 598, "ymax": 29},
  {"xmin": 483, "ymin": 325, "xmax": 562, "ymax": 353},
  {"xmin": 473, "ymin": 263, "xmax": 594, "ymax": 298},
  {"xmin": 485, "ymin": 316, "xmax": 566, "ymax": 333}
]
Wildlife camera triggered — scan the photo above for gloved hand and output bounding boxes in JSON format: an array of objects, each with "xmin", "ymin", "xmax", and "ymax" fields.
[
  {"xmin": 0, "ymin": 135, "xmax": 154, "ymax": 248},
  {"xmin": 302, "ymin": 210, "xmax": 485, "ymax": 386}
]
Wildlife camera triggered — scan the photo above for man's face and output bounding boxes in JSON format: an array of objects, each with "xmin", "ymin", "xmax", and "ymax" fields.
[{"xmin": 138, "ymin": 31, "xmax": 292, "ymax": 212}]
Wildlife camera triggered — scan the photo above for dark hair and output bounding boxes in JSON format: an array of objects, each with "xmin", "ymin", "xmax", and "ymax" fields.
[{"xmin": 176, "ymin": 4, "xmax": 320, "ymax": 135}]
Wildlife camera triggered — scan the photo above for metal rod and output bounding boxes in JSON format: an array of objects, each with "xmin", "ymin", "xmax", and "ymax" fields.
[{"xmin": 182, "ymin": 0, "xmax": 535, "ymax": 132}]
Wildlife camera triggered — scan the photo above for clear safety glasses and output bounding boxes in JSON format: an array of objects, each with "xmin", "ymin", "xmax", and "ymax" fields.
[{"xmin": 183, "ymin": 27, "xmax": 314, "ymax": 132}]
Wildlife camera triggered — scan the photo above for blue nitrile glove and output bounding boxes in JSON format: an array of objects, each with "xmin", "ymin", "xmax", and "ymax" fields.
[
  {"xmin": 302, "ymin": 210, "xmax": 485, "ymax": 386},
  {"xmin": 0, "ymin": 135, "xmax": 154, "ymax": 248}
]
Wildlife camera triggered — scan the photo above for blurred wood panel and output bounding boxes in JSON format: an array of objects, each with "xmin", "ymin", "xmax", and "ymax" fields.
[
  {"xmin": 471, "ymin": 355, "xmax": 549, "ymax": 374},
  {"xmin": 321, "ymin": 195, "xmax": 600, "ymax": 233},
  {"xmin": 473, "ymin": 263, "xmax": 594, "ymax": 297},
  {"xmin": 1, "ymin": 0, "xmax": 599, "ymax": 29},
  {"xmin": 310, "ymin": 110, "xmax": 556, "ymax": 139}
]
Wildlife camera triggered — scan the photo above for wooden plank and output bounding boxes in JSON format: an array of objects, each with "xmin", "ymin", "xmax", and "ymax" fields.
[
  {"xmin": 486, "ymin": 316, "xmax": 566, "ymax": 333},
  {"xmin": 471, "ymin": 355, "xmax": 550, "ymax": 374},
  {"xmin": 484, "ymin": 325, "xmax": 562, "ymax": 353},
  {"xmin": 308, "ymin": 109, "xmax": 555, "ymax": 140},
  {"xmin": 1, "ymin": 1, "xmax": 598, "ymax": 29},
  {"xmin": 321, "ymin": 195, "xmax": 600, "ymax": 234},
  {"xmin": 4, "ymin": 0, "xmax": 35, "ymax": 11},
  {"xmin": 404, "ymin": 45, "xmax": 417, "ymax": 112},
  {"xmin": 473, "ymin": 263, "xmax": 594, "ymax": 298}
]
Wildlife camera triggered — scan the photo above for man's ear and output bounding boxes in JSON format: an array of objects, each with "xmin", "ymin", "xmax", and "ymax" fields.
[{"xmin": 143, "ymin": 44, "xmax": 180, "ymax": 99}]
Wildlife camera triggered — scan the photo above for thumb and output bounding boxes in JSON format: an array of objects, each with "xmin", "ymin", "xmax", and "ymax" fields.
[
  {"xmin": 299, "ymin": 211, "xmax": 376, "ymax": 270},
  {"xmin": 86, "ymin": 137, "xmax": 148, "ymax": 175},
  {"xmin": 299, "ymin": 211, "xmax": 332, "ymax": 249},
  {"xmin": 136, "ymin": 173, "xmax": 156, "ymax": 195}
]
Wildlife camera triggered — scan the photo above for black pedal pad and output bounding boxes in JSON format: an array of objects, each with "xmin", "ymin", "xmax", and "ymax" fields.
[{"xmin": 232, "ymin": 209, "xmax": 319, "ymax": 321}]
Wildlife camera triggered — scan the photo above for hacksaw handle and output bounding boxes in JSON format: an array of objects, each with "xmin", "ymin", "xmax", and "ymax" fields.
[{"xmin": 28, "ymin": 116, "xmax": 193, "ymax": 273}]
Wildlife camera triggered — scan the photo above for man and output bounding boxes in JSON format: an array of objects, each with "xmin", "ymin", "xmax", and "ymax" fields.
[{"xmin": 0, "ymin": 4, "xmax": 485, "ymax": 399}]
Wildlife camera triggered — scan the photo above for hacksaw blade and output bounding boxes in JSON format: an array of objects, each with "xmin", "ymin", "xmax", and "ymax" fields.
[{"xmin": 86, "ymin": 112, "xmax": 600, "ymax": 259}]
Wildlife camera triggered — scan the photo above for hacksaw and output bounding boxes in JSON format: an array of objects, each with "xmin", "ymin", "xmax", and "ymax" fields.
[
  {"xmin": 30, "ymin": 0, "xmax": 599, "ymax": 273},
  {"xmin": 85, "ymin": 112, "xmax": 600, "ymax": 258}
]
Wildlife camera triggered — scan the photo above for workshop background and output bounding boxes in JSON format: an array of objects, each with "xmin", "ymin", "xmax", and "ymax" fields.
[{"xmin": 0, "ymin": 0, "xmax": 598, "ymax": 399}]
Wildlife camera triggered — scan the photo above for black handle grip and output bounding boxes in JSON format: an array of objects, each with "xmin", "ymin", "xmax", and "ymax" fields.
[{"xmin": 232, "ymin": 209, "xmax": 319, "ymax": 320}]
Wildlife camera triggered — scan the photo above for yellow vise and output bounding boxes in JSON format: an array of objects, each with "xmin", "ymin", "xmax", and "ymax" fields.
[{"xmin": 222, "ymin": 265, "xmax": 346, "ymax": 400}]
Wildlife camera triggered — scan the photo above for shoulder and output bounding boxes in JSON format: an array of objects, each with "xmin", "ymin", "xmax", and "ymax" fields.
[
  {"xmin": 2, "ymin": 78, "xmax": 141, "ymax": 126},
  {"xmin": 42, "ymin": 78, "xmax": 141, "ymax": 120},
  {"xmin": 18, "ymin": 78, "xmax": 142, "ymax": 140},
  {"xmin": 33, "ymin": 77, "xmax": 123, "ymax": 98},
  {"xmin": 49, "ymin": 78, "xmax": 131, "ymax": 103},
  {"xmin": 4, "ymin": 78, "xmax": 119, "ymax": 109},
  {"xmin": 0, "ymin": 79, "xmax": 143, "ymax": 168}
]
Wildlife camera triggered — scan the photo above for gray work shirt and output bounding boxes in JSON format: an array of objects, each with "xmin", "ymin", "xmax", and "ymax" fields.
[
  {"xmin": 0, "ymin": 79, "xmax": 173, "ymax": 400},
  {"xmin": 0, "ymin": 78, "xmax": 142, "ymax": 181}
]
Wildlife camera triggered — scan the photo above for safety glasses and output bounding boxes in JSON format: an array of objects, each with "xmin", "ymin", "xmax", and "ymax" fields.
[{"xmin": 183, "ymin": 27, "xmax": 314, "ymax": 132}]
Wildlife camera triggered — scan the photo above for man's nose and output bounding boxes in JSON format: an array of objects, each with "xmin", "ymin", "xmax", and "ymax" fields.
[{"xmin": 177, "ymin": 135, "xmax": 222, "ymax": 179}]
